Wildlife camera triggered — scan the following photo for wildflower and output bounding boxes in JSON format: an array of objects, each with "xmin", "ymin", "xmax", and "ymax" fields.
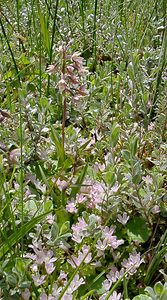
[
  {"xmin": 66, "ymin": 274, "xmax": 85, "ymax": 294},
  {"xmin": 106, "ymin": 266, "xmax": 124, "ymax": 284},
  {"xmin": 49, "ymin": 283, "xmax": 62, "ymax": 299},
  {"xmin": 75, "ymin": 193, "xmax": 87, "ymax": 203},
  {"xmin": 40, "ymin": 293, "xmax": 48, "ymax": 300},
  {"xmin": 151, "ymin": 205, "xmax": 160, "ymax": 214},
  {"xmin": 102, "ymin": 226, "xmax": 115, "ymax": 238},
  {"xmin": 99, "ymin": 291, "xmax": 122, "ymax": 300},
  {"xmin": 8, "ymin": 148, "xmax": 21, "ymax": 164},
  {"xmin": 67, "ymin": 73, "xmax": 79, "ymax": 85},
  {"xmin": 96, "ymin": 226, "xmax": 124, "ymax": 256},
  {"xmin": 71, "ymin": 217, "xmax": 88, "ymax": 243},
  {"xmin": 71, "ymin": 52, "xmax": 83, "ymax": 65},
  {"xmin": 109, "ymin": 291, "xmax": 122, "ymax": 300},
  {"xmin": 26, "ymin": 242, "xmax": 57, "ymax": 274},
  {"xmin": 56, "ymin": 178, "xmax": 69, "ymax": 191},
  {"xmin": 77, "ymin": 84, "xmax": 89, "ymax": 96},
  {"xmin": 66, "ymin": 65, "xmax": 74, "ymax": 75},
  {"xmin": 121, "ymin": 251, "xmax": 144, "ymax": 275},
  {"xmin": 117, "ymin": 212, "xmax": 129, "ymax": 225},
  {"xmin": 46, "ymin": 64, "xmax": 57, "ymax": 74},
  {"xmin": 66, "ymin": 201, "xmax": 78, "ymax": 213},
  {"xmin": 32, "ymin": 274, "xmax": 46, "ymax": 286},
  {"xmin": 21, "ymin": 288, "xmax": 31, "ymax": 300},
  {"xmin": 84, "ymin": 180, "xmax": 105, "ymax": 209},
  {"xmin": 46, "ymin": 214, "xmax": 55, "ymax": 225},
  {"xmin": 102, "ymin": 226, "xmax": 124, "ymax": 249},
  {"xmin": 142, "ymin": 175, "xmax": 153, "ymax": 185},
  {"xmin": 68, "ymin": 245, "xmax": 92, "ymax": 268},
  {"xmin": 96, "ymin": 239, "xmax": 108, "ymax": 256},
  {"xmin": 58, "ymin": 78, "xmax": 67, "ymax": 92},
  {"xmin": 58, "ymin": 271, "xmax": 67, "ymax": 282}
]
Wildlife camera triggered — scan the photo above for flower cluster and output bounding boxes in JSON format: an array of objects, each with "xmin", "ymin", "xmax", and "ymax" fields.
[
  {"xmin": 96, "ymin": 226, "xmax": 124, "ymax": 256},
  {"xmin": 46, "ymin": 44, "xmax": 88, "ymax": 104},
  {"xmin": 99, "ymin": 251, "xmax": 144, "ymax": 299},
  {"xmin": 66, "ymin": 178, "xmax": 105, "ymax": 214},
  {"xmin": 121, "ymin": 251, "xmax": 144, "ymax": 275},
  {"xmin": 39, "ymin": 274, "xmax": 85, "ymax": 300},
  {"xmin": 25, "ymin": 240, "xmax": 57, "ymax": 286}
]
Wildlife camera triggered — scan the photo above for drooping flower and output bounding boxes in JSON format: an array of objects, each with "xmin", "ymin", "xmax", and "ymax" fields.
[
  {"xmin": 71, "ymin": 52, "xmax": 83, "ymax": 65},
  {"xmin": 58, "ymin": 78, "xmax": 68, "ymax": 92},
  {"xmin": 46, "ymin": 64, "xmax": 57, "ymax": 75}
]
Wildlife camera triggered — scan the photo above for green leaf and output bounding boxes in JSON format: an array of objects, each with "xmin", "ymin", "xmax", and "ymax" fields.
[
  {"xmin": 110, "ymin": 123, "xmax": 120, "ymax": 147},
  {"xmin": 80, "ymin": 290, "xmax": 96, "ymax": 300},
  {"xmin": 132, "ymin": 295, "xmax": 152, "ymax": 300},
  {"xmin": 43, "ymin": 200, "xmax": 53, "ymax": 212},
  {"xmin": 37, "ymin": 2, "xmax": 50, "ymax": 55},
  {"xmin": 38, "ymin": 165, "xmax": 57, "ymax": 203},
  {"xmin": 51, "ymin": 223, "xmax": 59, "ymax": 239},
  {"xmin": 15, "ymin": 258, "xmax": 26, "ymax": 274},
  {"xmin": 104, "ymin": 171, "xmax": 116, "ymax": 186},
  {"xmin": 154, "ymin": 281, "xmax": 164, "ymax": 296},
  {"xmin": 50, "ymin": 126, "xmax": 65, "ymax": 164},
  {"xmin": 60, "ymin": 221, "xmax": 70, "ymax": 235},
  {"xmin": 127, "ymin": 217, "xmax": 151, "ymax": 243},
  {"xmin": 55, "ymin": 207, "xmax": 70, "ymax": 228},
  {"xmin": 122, "ymin": 150, "xmax": 131, "ymax": 161},
  {"xmin": 0, "ymin": 211, "xmax": 51, "ymax": 260},
  {"xmin": 130, "ymin": 136, "xmax": 138, "ymax": 157},
  {"xmin": 70, "ymin": 164, "xmax": 88, "ymax": 198}
]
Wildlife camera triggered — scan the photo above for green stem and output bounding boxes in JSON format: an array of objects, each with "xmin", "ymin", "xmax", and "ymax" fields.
[
  {"xmin": 92, "ymin": 0, "xmax": 98, "ymax": 68},
  {"xmin": 47, "ymin": 0, "xmax": 59, "ymax": 96},
  {"xmin": 0, "ymin": 17, "xmax": 21, "ymax": 85},
  {"xmin": 62, "ymin": 97, "xmax": 67, "ymax": 152}
]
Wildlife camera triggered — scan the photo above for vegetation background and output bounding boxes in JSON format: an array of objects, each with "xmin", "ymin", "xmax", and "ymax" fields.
[{"xmin": 0, "ymin": 0, "xmax": 167, "ymax": 299}]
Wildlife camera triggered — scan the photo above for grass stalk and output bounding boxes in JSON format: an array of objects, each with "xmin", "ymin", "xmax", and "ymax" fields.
[
  {"xmin": 148, "ymin": 27, "xmax": 167, "ymax": 121},
  {"xmin": 62, "ymin": 96, "xmax": 67, "ymax": 152},
  {"xmin": 0, "ymin": 17, "xmax": 21, "ymax": 85},
  {"xmin": 18, "ymin": 90, "xmax": 24, "ymax": 256},
  {"xmin": 92, "ymin": 0, "xmax": 98, "ymax": 69},
  {"xmin": 47, "ymin": 0, "xmax": 59, "ymax": 96}
]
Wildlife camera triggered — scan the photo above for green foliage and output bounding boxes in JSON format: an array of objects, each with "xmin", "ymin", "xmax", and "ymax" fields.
[
  {"xmin": 133, "ymin": 281, "xmax": 167, "ymax": 300},
  {"xmin": 0, "ymin": 0, "xmax": 166, "ymax": 299},
  {"xmin": 127, "ymin": 216, "xmax": 151, "ymax": 243}
]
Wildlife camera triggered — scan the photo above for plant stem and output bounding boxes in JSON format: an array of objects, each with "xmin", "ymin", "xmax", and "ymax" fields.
[
  {"xmin": 62, "ymin": 97, "xmax": 67, "ymax": 151},
  {"xmin": 0, "ymin": 17, "xmax": 21, "ymax": 85}
]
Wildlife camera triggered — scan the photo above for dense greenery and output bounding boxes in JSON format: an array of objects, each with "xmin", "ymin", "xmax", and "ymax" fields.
[{"xmin": 0, "ymin": 0, "xmax": 167, "ymax": 299}]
